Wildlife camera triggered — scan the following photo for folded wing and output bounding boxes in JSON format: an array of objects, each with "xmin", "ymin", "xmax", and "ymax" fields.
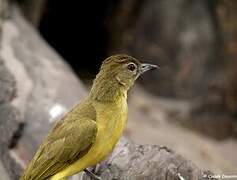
[{"xmin": 21, "ymin": 117, "xmax": 97, "ymax": 180}]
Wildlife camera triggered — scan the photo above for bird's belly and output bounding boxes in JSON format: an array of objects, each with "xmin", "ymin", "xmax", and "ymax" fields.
[
  {"xmin": 87, "ymin": 114, "xmax": 127, "ymax": 165},
  {"xmin": 85, "ymin": 99, "xmax": 128, "ymax": 165}
]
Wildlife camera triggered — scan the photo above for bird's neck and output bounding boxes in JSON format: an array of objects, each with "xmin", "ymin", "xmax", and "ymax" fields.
[{"xmin": 89, "ymin": 74, "xmax": 128, "ymax": 103}]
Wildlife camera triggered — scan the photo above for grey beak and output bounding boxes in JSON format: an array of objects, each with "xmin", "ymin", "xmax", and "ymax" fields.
[{"xmin": 140, "ymin": 63, "xmax": 159, "ymax": 74}]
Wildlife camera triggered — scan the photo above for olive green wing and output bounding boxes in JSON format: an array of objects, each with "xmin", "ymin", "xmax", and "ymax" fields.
[{"xmin": 21, "ymin": 118, "xmax": 97, "ymax": 180}]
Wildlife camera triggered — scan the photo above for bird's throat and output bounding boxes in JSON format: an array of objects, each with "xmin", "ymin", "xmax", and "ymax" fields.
[{"xmin": 89, "ymin": 75, "xmax": 127, "ymax": 102}]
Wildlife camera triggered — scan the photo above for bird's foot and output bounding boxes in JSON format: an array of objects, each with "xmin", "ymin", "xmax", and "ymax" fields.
[{"xmin": 84, "ymin": 169, "xmax": 102, "ymax": 180}]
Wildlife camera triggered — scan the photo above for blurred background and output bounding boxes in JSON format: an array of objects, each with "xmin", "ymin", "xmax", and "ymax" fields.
[{"xmin": 0, "ymin": 0, "xmax": 237, "ymax": 179}]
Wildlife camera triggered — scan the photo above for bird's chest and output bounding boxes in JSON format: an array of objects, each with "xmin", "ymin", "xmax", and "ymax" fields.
[{"xmin": 93, "ymin": 99, "xmax": 128, "ymax": 155}]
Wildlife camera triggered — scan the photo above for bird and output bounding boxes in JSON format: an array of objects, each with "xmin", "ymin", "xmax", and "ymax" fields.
[{"xmin": 21, "ymin": 54, "xmax": 158, "ymax": 180}]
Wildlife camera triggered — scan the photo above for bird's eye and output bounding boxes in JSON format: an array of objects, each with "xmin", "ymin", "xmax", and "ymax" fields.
[{"xmin": 127, "ymin": 63, "xmax": 136, "ymax": 71}]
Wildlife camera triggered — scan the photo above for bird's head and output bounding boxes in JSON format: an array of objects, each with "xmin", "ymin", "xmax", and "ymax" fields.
[
  {"xmin": 90, "ymin": 54, "xmax": 158, "ymax": 101},
  {"xmin": 100, "ymin": 54, "xmax": 158, "ymax": 89}
]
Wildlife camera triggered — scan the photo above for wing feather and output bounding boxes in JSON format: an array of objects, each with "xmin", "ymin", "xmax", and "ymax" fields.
[{"xmin": 21, "ymin": 117, "xmax": 97, "ymax": 180}]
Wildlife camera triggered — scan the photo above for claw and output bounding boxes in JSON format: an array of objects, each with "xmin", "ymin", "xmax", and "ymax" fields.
[{"xmin": 84, "ymin": 169, "xmax": 102, "ymax": 180}]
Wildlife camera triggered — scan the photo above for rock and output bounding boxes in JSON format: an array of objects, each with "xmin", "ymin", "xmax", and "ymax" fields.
[
  {"xmin": 126, "ymin": 88, "xmax": 237, "ymax": 174},
  {"xmin": 0, "ymin": 58, "xmax": 22, "ymax": 180},
  {"xmin": 0, "ymin": 6, "xmax": 87, "ymax": 179},
  {"xmin": 0, "ymin": 160, "xmax": 11, "ymax": 180},
  {"xmin": 82, "ymin": 138, "xmax": 213, "ymax": 180},
  {"xmin": 0, "ymin": 58, "xmax": 15, "ymax": 103}
]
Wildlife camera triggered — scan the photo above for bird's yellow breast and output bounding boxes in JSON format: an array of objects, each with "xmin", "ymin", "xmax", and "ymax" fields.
[
  {"xmin": 51, "ymin": 97, "xmax": 128, "ymax": 180},
  {"xmin": 89, "ymin": 96, "xmax": 128, "ymax": 163}
]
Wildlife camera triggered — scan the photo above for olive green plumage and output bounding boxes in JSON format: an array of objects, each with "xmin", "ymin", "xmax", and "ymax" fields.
[
  {"xmin": 21, "ymin": 54, "xmax": 157, "ymax": 180},
  {"xmin": 21, "ymin": 101, "xmax": 97, "ymax": 179}
]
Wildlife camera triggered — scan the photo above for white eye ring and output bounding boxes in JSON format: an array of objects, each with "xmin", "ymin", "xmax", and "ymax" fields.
[{"xmin": 127, "ymin": 63, "xmax": 137, "ymax": 71}]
